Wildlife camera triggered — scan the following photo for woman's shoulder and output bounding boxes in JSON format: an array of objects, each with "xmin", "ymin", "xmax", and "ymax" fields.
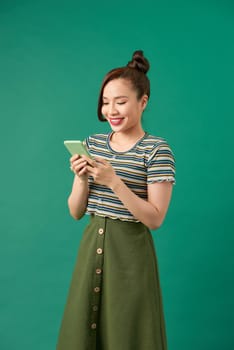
[
  {"xmin": 140, "ymin": 133, "xmax": 175, "ymax": 164},
  {"xmin": 144, "ymin": 133, "xmax": 167, "ymax": 143},
  {"xmin": 141, "ymin": 133, "xmax": 173, "ymax": 150},
  {"xmin": 142, "ymin": 134, "xmax": 176, "ymax": 183}
]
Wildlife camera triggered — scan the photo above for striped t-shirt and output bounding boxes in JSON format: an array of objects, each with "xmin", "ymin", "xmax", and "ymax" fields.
[{"xmin": 84, "ymin": 132, "xmax": 175, "ymax": 222}]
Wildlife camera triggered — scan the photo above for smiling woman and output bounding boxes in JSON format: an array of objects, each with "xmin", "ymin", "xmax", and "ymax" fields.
[
  {"xmin": 101, "ymin": 78, "xmax": 148, "ymax": 132},
  {"xmin": 56, "ymin": 50, "xmax": 176, "ymax": 350}
]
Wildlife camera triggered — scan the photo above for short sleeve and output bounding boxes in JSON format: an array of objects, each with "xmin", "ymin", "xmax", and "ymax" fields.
[
  {"xmin": 84, "ymin": 136, "xmax": 90, "ymax": 149},
  {"xmin": 146, "ymin": 141, "xmax": 176, "ymax": 185}
]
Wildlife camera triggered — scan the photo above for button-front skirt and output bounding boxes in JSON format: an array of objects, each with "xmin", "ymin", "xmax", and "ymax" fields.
[{"xmin": 56, "ymin": 215, "xmax": 167, "ymax": 350}]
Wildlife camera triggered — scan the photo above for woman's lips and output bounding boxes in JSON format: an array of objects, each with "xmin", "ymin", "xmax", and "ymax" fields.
[{"xmin": 109, "ymin": 118, "xmax": 124, "ymax": 126}]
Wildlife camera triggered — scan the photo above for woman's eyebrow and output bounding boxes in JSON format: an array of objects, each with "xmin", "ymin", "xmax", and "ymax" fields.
[{"xmin": 103, "ymin": 95, "xmax": 128, "ymax": 100}]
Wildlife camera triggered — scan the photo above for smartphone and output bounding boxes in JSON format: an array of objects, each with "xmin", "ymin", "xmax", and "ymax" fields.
[{"xmin": 64, "ymin": 140, "xmax": 92, "ymax": 158}]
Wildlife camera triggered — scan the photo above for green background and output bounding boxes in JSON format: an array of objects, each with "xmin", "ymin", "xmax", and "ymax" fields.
[{"xmin": 0, "ymin": 1, "xmax": 233, "ymax": 349}]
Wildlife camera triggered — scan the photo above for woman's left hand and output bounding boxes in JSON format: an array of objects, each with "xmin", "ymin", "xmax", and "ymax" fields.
[{"xmin": 86, "ymin": 157, "xmax": 118, "ymax": 188}]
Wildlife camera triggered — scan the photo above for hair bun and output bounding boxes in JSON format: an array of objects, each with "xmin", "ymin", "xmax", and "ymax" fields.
[{"xmin": 127, "ymin": 50, "xmax": 150, "ymax": 74}]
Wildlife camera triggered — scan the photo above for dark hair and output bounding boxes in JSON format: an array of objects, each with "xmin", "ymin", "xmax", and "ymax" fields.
[{"xmin": 97, "ymin": 50, "xmax": 150, "ymax": 121}]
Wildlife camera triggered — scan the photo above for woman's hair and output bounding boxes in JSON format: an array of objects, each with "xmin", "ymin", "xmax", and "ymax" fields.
[{"xmin": 97, "ymin": 50, "xmax": 150, "ymax": 121}]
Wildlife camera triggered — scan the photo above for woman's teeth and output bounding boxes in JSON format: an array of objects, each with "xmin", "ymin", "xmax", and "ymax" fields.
[{"xmin": 110, "ymin": 118, "xmax": 123, "ymax": 126}]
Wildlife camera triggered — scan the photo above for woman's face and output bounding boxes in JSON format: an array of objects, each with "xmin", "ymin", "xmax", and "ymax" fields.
[{"xmin": 101, "ymin": 78, "xmax": 148, "ymax": 133}]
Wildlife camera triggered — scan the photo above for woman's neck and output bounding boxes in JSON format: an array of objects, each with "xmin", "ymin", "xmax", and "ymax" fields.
[{"xmin": 110, "ymin": 128, "xmax": 145, "ymax": 152}]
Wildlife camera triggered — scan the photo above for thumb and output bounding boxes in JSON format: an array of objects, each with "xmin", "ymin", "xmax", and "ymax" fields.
[{"xmin": 94, "ymin": 157, "xmax": 108, "ymax": 165}]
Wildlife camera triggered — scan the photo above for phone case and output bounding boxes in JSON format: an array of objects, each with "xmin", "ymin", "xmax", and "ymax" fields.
[{"xmin": 64, "ymin": 140, "xmax": 91, "ymax": 157}]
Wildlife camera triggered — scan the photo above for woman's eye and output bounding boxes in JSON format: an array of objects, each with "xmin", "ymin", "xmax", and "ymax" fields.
[
  {"xmin": 117, "ymin": 101, "xmax": 126, "ymax": 105},
  {"xmin": 102, "ymin": 102, "xmax": 109, "ymax": 105}
]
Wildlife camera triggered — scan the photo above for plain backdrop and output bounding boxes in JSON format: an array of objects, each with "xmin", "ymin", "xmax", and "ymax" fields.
[{"xmin": 0, "ymin": 1, "xmax": 234, "ymax": 349}]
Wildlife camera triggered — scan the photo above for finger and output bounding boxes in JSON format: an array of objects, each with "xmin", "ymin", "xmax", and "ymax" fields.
[
  {"xmin": 81, "ymin": 155, "xmax": 96, "ymax": 166},
  {"xmin": 78, "ymin": 167, "xmax": 87, "ymax": 176},
  {"xmin": 74, "ymin": 162, "xmax": 87, "ymax": 173},
  {"xmin": 86, "ymin": 165, "xmax": 96, "ymax": 174},
  {"xmin": 70, "ymin": 154, "xmax": 80, "ymax": 162},
  {"xmin": 72, "ymin": 164, "xmax": 85, "ymax": 173},
  {"xmin": 78, "ymin": 155, "xmax": 97, "ymax": 167},
  {"xmin": 93, "ymin": 157, "xmax": 108, "ymax": 165},
  {"xmin": 73, "ymin": 159, "xmax": 87, "ymax": 167}
]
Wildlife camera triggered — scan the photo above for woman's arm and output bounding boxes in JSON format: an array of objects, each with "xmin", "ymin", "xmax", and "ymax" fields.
[
  {"xmin": 86, "ymin": 158, "xmax": 173, "ymax": 230},
  {"xmin": 68, "ymin": 176, "xmax": 89, "ymax": 220},
  {"xmin": 68, "ymin": 155, "xmax": 90, "ymax": 220},
  {"xmin": 110, "ymin": 178, "xmax": 173, "ymax": 230}
]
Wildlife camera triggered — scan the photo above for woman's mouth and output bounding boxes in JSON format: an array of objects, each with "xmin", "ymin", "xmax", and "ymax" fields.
[{"xmin": 109, "ymin": 118, "xmax": 124, "ymax": 126}]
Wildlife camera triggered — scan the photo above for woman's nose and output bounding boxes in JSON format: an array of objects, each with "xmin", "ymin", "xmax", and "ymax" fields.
[{"xmin": 109, "ymin": 103, "xmax": 118, "ymax": 115}]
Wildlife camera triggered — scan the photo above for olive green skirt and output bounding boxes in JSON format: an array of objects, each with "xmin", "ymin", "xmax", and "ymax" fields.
[{"xmin": 56, "ymin": 215, "xmax": 167, "ymax": 350}]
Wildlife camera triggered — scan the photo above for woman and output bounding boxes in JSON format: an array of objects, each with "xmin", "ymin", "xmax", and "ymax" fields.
[{"xmin": 57, "ymin": 50, "xmax": 175, "ymax": 350}]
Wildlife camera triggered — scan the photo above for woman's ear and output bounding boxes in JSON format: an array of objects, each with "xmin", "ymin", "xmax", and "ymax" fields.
[{"xmin": 142, "ymin": 95, "xmax": 148, "ymax": 110}]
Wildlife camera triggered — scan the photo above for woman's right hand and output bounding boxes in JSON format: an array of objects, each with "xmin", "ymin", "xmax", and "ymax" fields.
[{"xmin": 70, "ymin": 154, "xmax": 90, "ymax": 182}]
